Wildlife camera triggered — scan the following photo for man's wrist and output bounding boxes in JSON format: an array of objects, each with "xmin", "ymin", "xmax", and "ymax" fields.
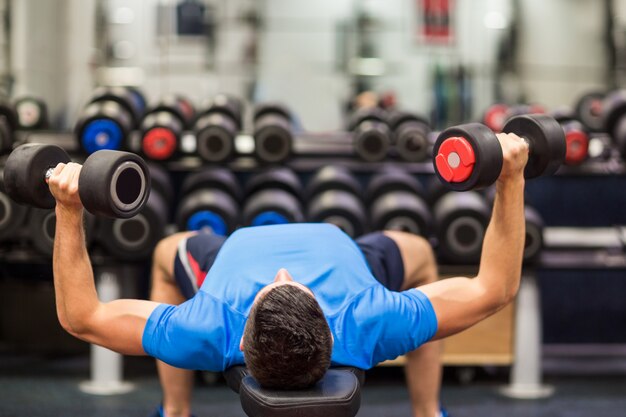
[
  {"xmin": 55, "ymin": 205, "xmax": 84, "ymax": 222},
  {"xmin": 496, "ymin": 175, "xmax": 525, "ymax": 192}
]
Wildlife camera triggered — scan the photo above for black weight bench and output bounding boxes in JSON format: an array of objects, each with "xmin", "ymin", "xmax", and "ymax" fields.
[{"xmin": 223, "ymin": 366, "xmax": 365, "ymax": 417}]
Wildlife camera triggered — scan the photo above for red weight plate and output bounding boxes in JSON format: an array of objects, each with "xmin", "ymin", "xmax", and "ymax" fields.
[
  {"xmin": 484, "ymin": 104, "xmax": 510, "ymax": 132},
  {"xmin": 435, "ymin": 137, "xmax": 476, "ymax": 183},
  {"xmin": 143, "ymin": 127, "xmax": 177, "ymax": 160},
  {"xmin": 564, "ymin": 130, "xmax": 589, "ymax": 165}
]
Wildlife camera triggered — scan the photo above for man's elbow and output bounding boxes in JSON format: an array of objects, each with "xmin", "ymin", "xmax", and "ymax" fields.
[
  {"xmin": 478, "ymin": 276, "xmax": 520, "ymax": 312},
  {"xmin": 503, "ymin": 281, "xmax": 520, "ymax": 305},
  {"xmin": 58, "ymin": 313, "xmax": 96, "ymax": 341},
  {"xmin": 492, "ymin": 282, "xmax": 519, "ymax": 311},
  {"xmin": 56, "ymin": 307, "xmax": 71, "ymax": 334},
  {"xmin": 59, "ymin": 319, "xmax": 85, "ymax": 339}
]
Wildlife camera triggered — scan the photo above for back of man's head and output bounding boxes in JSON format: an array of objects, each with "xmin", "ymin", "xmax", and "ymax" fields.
[{"xmin": 242, "ymin": 284, "xmax": 332, "ymax": 389}]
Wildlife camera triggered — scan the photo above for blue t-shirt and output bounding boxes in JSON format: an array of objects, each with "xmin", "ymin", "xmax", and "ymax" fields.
[{"xmin": 142, "ymin": 223, "xmax": 438, "ymax": 371}]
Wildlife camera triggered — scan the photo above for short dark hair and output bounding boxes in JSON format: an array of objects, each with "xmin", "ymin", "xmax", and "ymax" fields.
[{"xmin": 242, "ymin": 284, "xmax": 332, "ymax": 389}]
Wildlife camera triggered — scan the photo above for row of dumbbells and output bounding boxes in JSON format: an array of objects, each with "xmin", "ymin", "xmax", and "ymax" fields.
[
  {"xmin": 2, "ymin": 106, "xmax": 562, "ymax": 265},
  {"xmin": 73, "ymin": 86, "xmax": 435, "ymax": 164},
  {"xmin": 2, "ymin": 111, "xmax": 566, "ymax": 264},
  {"xmin": 9, "ymin": 86, "xmax": 626, "ymax": 168},
  {"xmin": 75, "ymin": 85, "xmax": 626, "ymax": 168},
  {"xmin": 75, "ymin": 87, "xmax": 251, "ymax": 162},
  {"xmin": 172, "ymin": 165, "xmax": 545, "ymax": 265},
  {"xmin": 0, "ymin": 158, "xmax": 544, "ymax": 265},
  {"xmin": 1, "ymin": 109, "xmax": 568, "ymax": 267}
]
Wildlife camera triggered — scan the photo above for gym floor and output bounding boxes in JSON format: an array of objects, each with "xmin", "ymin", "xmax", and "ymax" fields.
[{"xmin": 1, "ymin": 353, "xmax": 625, "ymax": 417}]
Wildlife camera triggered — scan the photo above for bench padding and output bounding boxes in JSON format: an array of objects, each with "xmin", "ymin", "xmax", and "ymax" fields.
[{"xmin": 224, "ymin": 366, "xmax": 363, "ymax": 417}]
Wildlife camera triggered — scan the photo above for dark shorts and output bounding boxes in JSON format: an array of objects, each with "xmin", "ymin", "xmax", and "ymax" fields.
[{"xmin": 173, "ymin": 231, "xmax": 405, "ymax": 299}]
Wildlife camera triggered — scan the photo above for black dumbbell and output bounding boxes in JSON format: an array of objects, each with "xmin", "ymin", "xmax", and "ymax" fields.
[
  {"xmin": 482, "ymin": 103, "xmax": 510, "ymax": 132},
  {"xmin": 347, "ymin": 108, "xmax": 391, "ymax": 162},
  {"xmin": 552, "ymin": 110, "xmax": 589, "ymax": 166},
  {"xmin": 146, "ymin": 163, "xmax": 175, "ymax": 218},
  {"xmin": 508, "ymin": 104, "xmax": 546, "ymax": 119},
  {"xmin": 523, "ymin": 205, "xmax": 544, "ymax": 264},
  {"xmin": 90, "ymin": 86, "xmax": 146, "ymax": 124},
  {"xmin": 27, "ymin": 208, "xmax": 97, "ymax": 257},
  {"xmin": 0, "ymin": 101, "xmax": 18, "ymax": 155},
  {"xmin": 14, "ymin": 96, "xmax": 49, "ymax": 130},
  {"xmin": 366, "ymin": 169, "xmax": 432, "ymax": 236},
  {"xmin": 140, "ymin": 95, "xmax": 195, "ymax": 161},
  {"xmin": 4, "ymin": 143, "xmax": 150, "ymax": 218},
  {"xmin": 482, "ymin": 186, "xmax": 544, "ymax": 264},
  {"xmin": 98, "ymin": 164, "xmax": 171, "ymax": 260},
  {"xmin": 306, "ymin": 166, "xmax": 367, "ymax": 237},
  {"xmin": 0, "ymin": 170, "xmax": 29, "ymax": 243},
  {"xmin": 176, "ymin": 168, "xmax": 242, "ymax": 235},
  {"xmin": 126, "ymin": 86, "xmax": 148, "ymax": 112},
  {"xmin": 243, "ymin": 168, "xmax": 304, "ymax": 226},
  {"xmin": 253, "ymin": 103, "xmax": 293, "ymax": 163},
  {"xmin": 482, "ymin": 103, "xmax": 545, "ymax": 133},
  {"xmin": 28, "ymin": 208, "xmax": 58, "ymax": 256},
  {"xmin": 601, "ymin": 89, "xmax": 626, "ymax": 159},
  {"xmin": 432, "ymin": 190, "xmax": 490, "ymax": 264},
  {"xmin": 433, "ymin": 114, "xmax": 566, "ymax": 191},
  {"xmin": 387, "ymin": 111, "xmax": 432, "ymax": 162},
  {"xmin": 575, "ymin": 90, "xmax": 605, "ymax": 132},
  {"xmin": 194, "ymin": 94, "xmax": 243, "ymax": 163},
  {"xmin": 75, "ymin": 86, "xmax": 147, "ymax": 154}
]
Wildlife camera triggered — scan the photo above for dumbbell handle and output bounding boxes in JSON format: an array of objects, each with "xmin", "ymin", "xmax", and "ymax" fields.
[
  {"xmin": 44, "ymin": 164, "xmax": 81, "ymax": 181},
  {"xmin": 519, "ymin": 136, "xmax": 532, "ymax": 153},
  {"xmin": 499, "ymin": 130, "xmax": 531, "ymax": 152}
]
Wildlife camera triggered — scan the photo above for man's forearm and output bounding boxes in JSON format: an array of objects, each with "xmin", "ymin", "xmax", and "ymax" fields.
[
  {"xmin": 476, "ymin": 177, "xmax": 525, "ymax": 305},
  {"xmin": 52, "ymin": 207, "xmax": 99, "ymax": 334}
]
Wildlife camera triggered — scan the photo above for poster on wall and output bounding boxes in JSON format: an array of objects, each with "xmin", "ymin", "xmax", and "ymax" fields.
[{"xmin": 419, "ymin": 0, "xmax": 454, "ymax": 44}]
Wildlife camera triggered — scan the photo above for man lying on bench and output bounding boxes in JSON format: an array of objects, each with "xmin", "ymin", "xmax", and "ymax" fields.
[{"xmin": 48, "ymin": 132, "xmax": 528, "ymax": 417}]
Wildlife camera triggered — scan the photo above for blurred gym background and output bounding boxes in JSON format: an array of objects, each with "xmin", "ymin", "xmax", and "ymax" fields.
[{"xmin": 1, "ymin": 1, "xmax": 626, "ymax": 417}]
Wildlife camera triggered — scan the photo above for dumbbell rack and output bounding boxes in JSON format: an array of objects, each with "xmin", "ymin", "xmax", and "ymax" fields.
[
  {"xmin": 14, "ymin": 129, "xmax": 626, "ymax": 173},
  {"xmin": 3, "ymin": 130, "xmax": 626, "ymax": 399}
]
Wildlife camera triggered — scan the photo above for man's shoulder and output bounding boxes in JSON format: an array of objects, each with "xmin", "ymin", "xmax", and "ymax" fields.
[
  {"xmin": 225, "ymin": 223, "xmax": 352, "ymax": 248},
  {"xmin": 230, "ymin": 223, "xmax": 344, "ymax": 237},
  {"xmin": 339, "ymin": 286, "xmax": 429, "ymax": 317}
]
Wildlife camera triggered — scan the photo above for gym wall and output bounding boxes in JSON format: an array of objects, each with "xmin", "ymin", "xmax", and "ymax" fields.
[
  {"xmin": 515, "ymin": 0, "xmax": 608, "ymax": 108},
  {"xmin": 7, "ymin": 0, "xmax": 611, "ymax": 131}
]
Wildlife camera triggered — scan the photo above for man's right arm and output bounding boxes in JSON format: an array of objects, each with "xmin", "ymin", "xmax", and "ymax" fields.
[
  {"xmin": 50, "ymin": 162, "xmax": 160, "ymax": 355},
  {"xmin": 419, "ymin": 133, "xmax": 528, "ymax": 340}
]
